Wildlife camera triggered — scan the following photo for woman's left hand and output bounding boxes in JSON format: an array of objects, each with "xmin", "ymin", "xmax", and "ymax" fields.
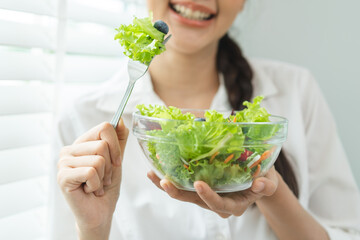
[{"xmin": 147, "ymin": 166, "xmax": 279, "ymax": 218}]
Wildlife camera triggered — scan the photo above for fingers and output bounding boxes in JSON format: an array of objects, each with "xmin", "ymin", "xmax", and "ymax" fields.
[
  {"xmin": 194, "ymin": 176, "xmax": 277, "ymax": 217},
  {"xmin": 74, "ymin": 121, "xmax": 127, "ymax": 166},
  {"xmin": 60, "ymin": 140, "xmax": 112, "ymax": 185},
  {"xmin": 58, "ymin": 152, "xmax": 106, "ymax": 195},
  {"xmin": 160, "ymin": 179, "xmax": 210, "ymax": 209},
  {"xmin": 115, "ymin": 118, "xmax": 129, "ymax": 159},
  {"xmin": 83, "ymin": 168, "xmax": 102, "ymax": 194},
  {"xmin": 194, "ymin": 181, "xmax": 243, "ymax": 217},
  {"xmin": 251, "ymin": 166, "xmax": 278, "ymax": 196},
  {"xmin": 146, "ymin": 171, "xmax": 164, "ymax": 191},
  {"xmin": 147, "ymin": 168, "xmax": 279, "ymax": 218},
  {"xmin": 148, "ymin": 171, "xmax": 251, "ymax": 217},
  {"xmin": 57, "ymin": 167, "xmax": 102, "ymax": 195},
  {"xmin": 251, "ymin": 178, "xmax": 277, "ymax": 197},
  {"xmin": 147, "ymin": 171, "xmax": 209, "ymax": 209},
  {"xmin": 59, "ymin": 155, "xmax": 106, "ymax": 183},
  {"xmin": 57, "ymin": 119, "xmax": 129, "ymax": 199}
]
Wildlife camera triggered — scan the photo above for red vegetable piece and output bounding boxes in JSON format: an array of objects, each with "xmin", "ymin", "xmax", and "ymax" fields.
[{"xmin": 238, "ymin": 149, "xmax": 253, "ymax": 162}]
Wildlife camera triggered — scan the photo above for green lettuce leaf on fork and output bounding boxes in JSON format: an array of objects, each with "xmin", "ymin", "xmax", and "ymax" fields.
[{"xmin": 115, "ymin": 16, "xmax": 166, "ymax": 65}]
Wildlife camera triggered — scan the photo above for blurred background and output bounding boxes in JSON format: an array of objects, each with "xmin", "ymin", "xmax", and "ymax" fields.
[{"xmin": 0, "ymin": 0, "xmax": 358, "ymax": 239}]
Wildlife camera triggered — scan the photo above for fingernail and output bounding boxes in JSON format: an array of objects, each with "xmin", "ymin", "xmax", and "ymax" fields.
[
  {"xmin": 196, "ymin": 184, "xmax": 203, "ymax": 194},
  {"xmin": 253, "ymin": 182, "xmax": 265, "ymax": 193},
  {"xmin": 161, "ymin": 182, "xmax": 169, "ymax": 192},
  {"xmin": 147, "ymin": 171, "xmax": 155, "ymax": 180}
]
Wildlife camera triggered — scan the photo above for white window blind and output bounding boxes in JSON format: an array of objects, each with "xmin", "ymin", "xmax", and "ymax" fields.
[
  {"xmin": 0, "ymin": 1, "xmax": 56, "ymax": 239},
  {"xmin": 0, "ymin": 0, "xmax": 146, "ymax": 239},
  {"xmin": 58, "ymin": 0, "xmax": 146, "ymax": 104}
]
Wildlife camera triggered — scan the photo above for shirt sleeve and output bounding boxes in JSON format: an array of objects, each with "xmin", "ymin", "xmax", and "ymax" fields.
[{"xmin": 300, "ymin": 71, "xmax": 360, "ymax": 239}]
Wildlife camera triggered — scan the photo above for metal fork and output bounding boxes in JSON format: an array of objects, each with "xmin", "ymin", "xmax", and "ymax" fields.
[{"xmin": 110, "ymin": 35, "xmax": 172, "ymax": 128}]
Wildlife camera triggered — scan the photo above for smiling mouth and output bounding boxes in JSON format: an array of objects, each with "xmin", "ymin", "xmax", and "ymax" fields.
[{"xmin": 169, "ymin": 3, "xmax": 216, "ymax": 21}]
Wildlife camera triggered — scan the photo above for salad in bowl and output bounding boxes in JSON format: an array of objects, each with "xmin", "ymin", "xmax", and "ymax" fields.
[{"xmin": 132, "ymin": 96, "xmax": 288, "ymax": 192}]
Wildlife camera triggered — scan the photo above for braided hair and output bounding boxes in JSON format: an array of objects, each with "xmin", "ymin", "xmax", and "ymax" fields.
[{"xmin": 216, "ymin": 33, "xmax": 299, "ymax": 197}]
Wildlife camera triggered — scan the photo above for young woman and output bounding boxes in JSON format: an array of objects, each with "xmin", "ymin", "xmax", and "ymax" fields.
[{"xmin": 55, "ymin": 0, "xmax": 360, "ymax": 239}]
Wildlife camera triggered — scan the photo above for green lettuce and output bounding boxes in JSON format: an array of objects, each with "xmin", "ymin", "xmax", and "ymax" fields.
[
  {"xmin": 115, "ymin": 16, "xmax": 166, "ymax": 65},
  {"xmin": 235, "ymin": 96, "xmax": 270, "ymax": 122},
  {"xmin": 137, "ymin": 104, "xmax": 193, "ymax": 120},
  {"xmin": 236, "ymin": 96, "xmax": 279, "ymax": 140},
  {"xmin": 136, "ymin": 96, "xmax": 279, "ymax": 189}
]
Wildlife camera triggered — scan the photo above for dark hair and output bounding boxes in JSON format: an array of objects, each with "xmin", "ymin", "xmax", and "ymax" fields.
[{"xmin": 216, "ymin": 33, "xmax": 299, "ymax": 198}]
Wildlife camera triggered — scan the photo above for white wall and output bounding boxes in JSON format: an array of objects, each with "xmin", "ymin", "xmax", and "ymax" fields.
[{"xmin": 236, "ymin": 0, "xmax": 360, "ymax": 187}]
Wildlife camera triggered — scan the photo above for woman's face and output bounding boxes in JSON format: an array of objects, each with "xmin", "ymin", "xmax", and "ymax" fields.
[{"xmin": 146, "ymin": 0, "xmax": 245, "ymax": 54}]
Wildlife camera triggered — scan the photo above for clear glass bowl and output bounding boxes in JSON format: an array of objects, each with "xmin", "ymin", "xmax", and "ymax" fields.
[{"xmin": 132, "ymin": 109, "xmax": 288, "ymax": 193}]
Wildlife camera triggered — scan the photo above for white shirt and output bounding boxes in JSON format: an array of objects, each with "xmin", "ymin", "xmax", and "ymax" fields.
[{"xmin": 50, "ymin": 59, "xmax": 360, "ymax": 240}]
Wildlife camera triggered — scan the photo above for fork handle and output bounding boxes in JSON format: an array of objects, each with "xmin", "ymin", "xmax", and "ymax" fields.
[{"xmin": 110, "ymin": 81, "xmax": 135, "ymax": 129}]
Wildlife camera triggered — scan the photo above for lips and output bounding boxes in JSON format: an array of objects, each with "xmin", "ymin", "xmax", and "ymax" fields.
[{"xmin": 169, "ymin": 2, "xmax": 216, "ymax": 22}]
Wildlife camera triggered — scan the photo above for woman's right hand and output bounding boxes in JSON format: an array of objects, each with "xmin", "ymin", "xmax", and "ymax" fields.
[{"xmin": 57, "ymin": 120, "xmax": 129, "ymax": 239}]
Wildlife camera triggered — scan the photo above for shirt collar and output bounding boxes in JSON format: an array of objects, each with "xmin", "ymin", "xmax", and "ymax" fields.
[{"xmin": 250, "ymin": 59, "xmax": 278, "ymax": 99}]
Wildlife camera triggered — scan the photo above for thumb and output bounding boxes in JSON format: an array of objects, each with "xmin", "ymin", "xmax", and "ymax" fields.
[
  {"xmin": 115, "ymin": 118, "xmax": 129, "ymax": 165},
  {"xmin": 109, "ymin": 165, "xmax": 122, "ymax": 187},
  {"xmin": 108, "ymin": 118, "xmax": 128, "ymax": 187},
  {"xmin": 251, "ymin": 167, "xmax": 278, "ymax": 196}
]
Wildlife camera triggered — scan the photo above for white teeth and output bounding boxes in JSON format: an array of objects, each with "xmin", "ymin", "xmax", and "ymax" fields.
[
  {"xmin": 185, "ymin": 8, "xmax": 191, "ymax": 18},
  {"xmin": 194, "ymin": 11, "xmax": 201, "ymax": 19},
  {"xmin": 180, "ymin": 5, "xmax": 186, "ymax": 13},
  {"xmin": 172, "ymin": 4, "xmax": 212, "ymax": 21}
]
